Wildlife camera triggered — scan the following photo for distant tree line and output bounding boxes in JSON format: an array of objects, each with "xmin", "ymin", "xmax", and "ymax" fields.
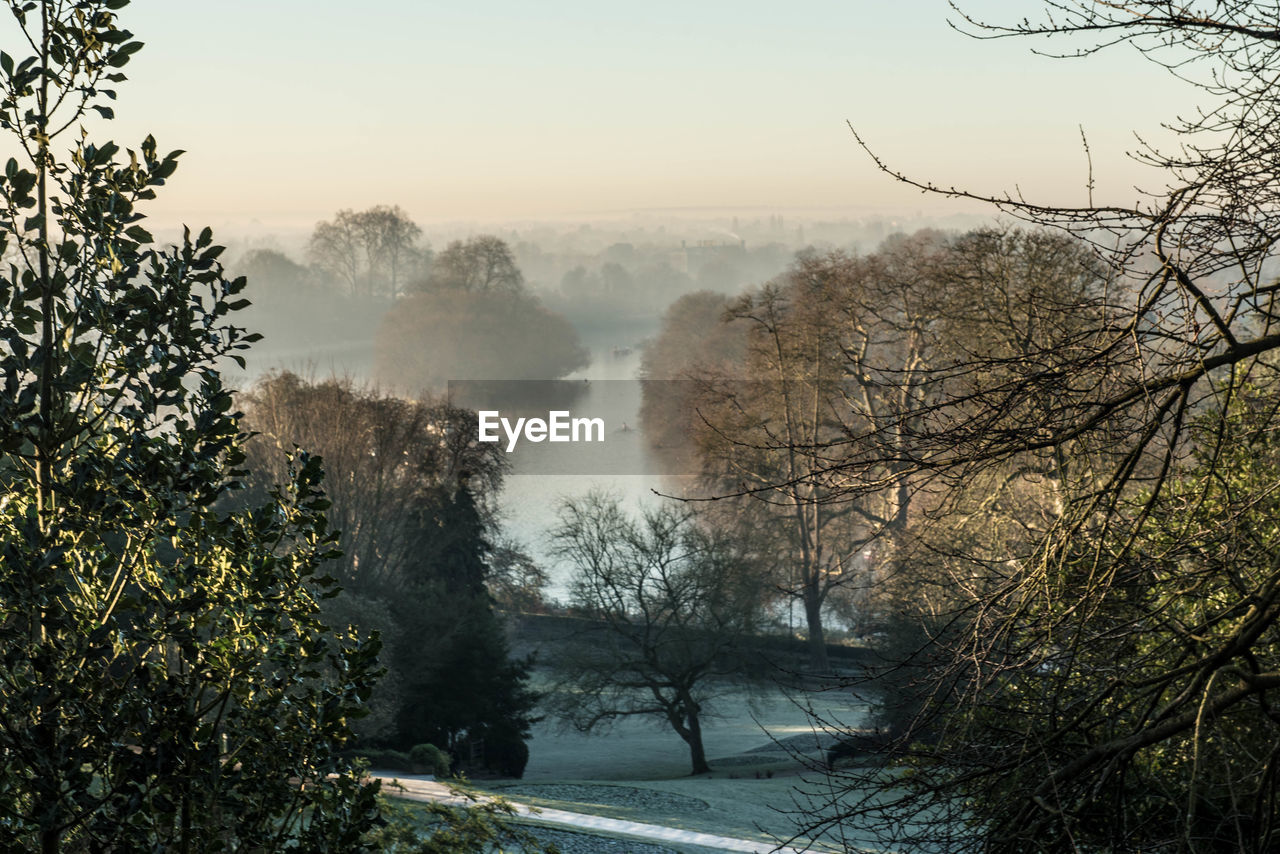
[
  {"xmin": 376, "ymin": 236, "xmax": 589, "ymax": 392},
  {"xmin": 233, "ymin": 226, "xmax": 590, "ymax": 393},
  {"xmin": 546, "ymin": 239, "xmax": 795, "ymax": 325}
]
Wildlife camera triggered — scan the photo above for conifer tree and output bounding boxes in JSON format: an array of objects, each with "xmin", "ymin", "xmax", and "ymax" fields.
[{"xmin": 396, "ymin": 480, "xmax": 537, "ymax": 778}]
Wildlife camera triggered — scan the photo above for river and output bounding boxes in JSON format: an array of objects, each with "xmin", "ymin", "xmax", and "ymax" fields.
[
  {"xmin": 495, "ymin": 323, "xmax": 676, "ymax": 602},
  {"xmin": 227, "ymin": 315, "xmax": 679, "ymax": 604}
]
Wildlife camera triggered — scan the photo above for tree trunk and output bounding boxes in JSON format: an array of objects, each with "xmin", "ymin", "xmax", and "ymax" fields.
[
  {"xmin": 803, "ymin": 583, "xmax": 830, "ymax": 673},
  {"xmin": 682, "ymin": 706, "xmax": 711, "ymax": 775},
  {"xmin": 669, "ymin": 692, "xmax": 712, "ymax": 775}
]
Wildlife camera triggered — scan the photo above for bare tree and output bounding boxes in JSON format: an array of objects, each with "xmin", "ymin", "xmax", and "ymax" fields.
[
  {"xmin": 308, "ymin": 205, "xmax": 424, "ymax": 298},
  {"xmin": 712, "ymin": 269, "xmax": 873, "ymax": 672},
  {"xmin": 547, "ymin": 493, "xmax": 771, "ymax": 775},
  {"xmin": 238, "ymin": 371, "xmax": 506, "ymax": 592},
  {"xmin": 308, "ymin": 208, "xmax": 363, "ymax": 296},
  {"xmin": 359, "ymin": 204, "xmax": 423, "ymax": 299},
  {"xmin": 785, "ymin": 4, "xmax": 1280, "ymax": 852},
  {"xmin": 643, "ymin": 259, "xmax": 881, "ymax": 672},
  {"xmin": 642, "ymin": 230, "xmax": 1101, "ymax": 672},
  {"xmin": 426, "ymin": 235, "xmax": 525, "ymax": 294}
]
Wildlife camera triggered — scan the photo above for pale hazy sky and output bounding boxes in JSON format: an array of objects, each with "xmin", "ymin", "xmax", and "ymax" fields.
[{"xmin": 49, "ymin": 1, "xmax": 1192, "ymax": 232}]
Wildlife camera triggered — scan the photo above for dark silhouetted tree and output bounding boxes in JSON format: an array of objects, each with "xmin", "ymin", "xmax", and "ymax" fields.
[
  {"xmin": 396, "ymin": 481, "xmax": 538, "ymax": 778},
  {"xmin": 547, "ymin": 493, "xmax": 771, "ymax": 775},
  {"xmin": 239, "ymin": 374, "xmax": 539, "ymax": 776}
]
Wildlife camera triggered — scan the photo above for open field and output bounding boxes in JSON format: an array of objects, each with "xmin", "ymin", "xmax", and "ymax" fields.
[{"xmin": 459, "ymin": 678, "xmax": 886, "ymax": 852}]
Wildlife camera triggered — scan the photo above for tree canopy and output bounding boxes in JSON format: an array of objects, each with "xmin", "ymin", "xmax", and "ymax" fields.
[
  {"xmin": 309, "ymin": 205, "xmax": 425, "ymax": 299},
  {"xmin": 239, "ymin": 372, "xmax": 540, "ymax": 776},
  {"xmin": 641, "ymin": 228, "xmax": 1105, "ymax": 671},
  {"xmin": 421, "ymin": 235, "xmax": 524, "ymax": 294},
  {"xmin": 377, "ymin": 236, "xmax": 588, "ymax": 392}
]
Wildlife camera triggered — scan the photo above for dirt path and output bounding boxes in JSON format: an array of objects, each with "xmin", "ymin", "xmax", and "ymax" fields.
[{"xmin": 376, "ymin": 774, "xmax": 816, "ymax": 853}]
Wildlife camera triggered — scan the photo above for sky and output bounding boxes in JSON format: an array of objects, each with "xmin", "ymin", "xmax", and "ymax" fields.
[{"xmin": 24, "ymin": 1, "xmax": 1195, "ymax": 235}]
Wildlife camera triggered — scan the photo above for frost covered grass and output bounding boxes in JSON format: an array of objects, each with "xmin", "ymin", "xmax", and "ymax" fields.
[{"xmin": 462, "ymin": 681, "xmax": 876, "ymax": 852}]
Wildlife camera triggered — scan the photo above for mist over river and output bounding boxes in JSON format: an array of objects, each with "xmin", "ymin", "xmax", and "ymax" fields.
[
  {"xmin": 225, "ymin": 312, "xmax": 688, "ymax": 604},
  {"xmin": 496, "ymin": 321, "xmax": 677, "ymax": 602}
]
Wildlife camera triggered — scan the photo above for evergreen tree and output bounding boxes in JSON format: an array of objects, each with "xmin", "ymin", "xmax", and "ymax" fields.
[
  {"xmin": 395, "ymin": 480, "xmax": 538, "ymax": 777},
  {"xmin": 238, "ymin": 375, "xmax": 541, "ymax": 778},
  {"xmin": 0, "ymin": 2, "xmax": 381, "ymax": 850}
]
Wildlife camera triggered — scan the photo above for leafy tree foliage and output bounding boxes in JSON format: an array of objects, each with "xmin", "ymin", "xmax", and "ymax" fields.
[
  {"xmin": 0, "ymin": 2, "xmax": 381, "ymax": 850},
  {"xmin": 393, "ymin": 483, "xmax": 539, "ymax": 778},
  {"xmin": 953, "ymin": 381, "xmax": 1280, "ymax": 850},
  {"xmin": 368, "ymin": 792, "xmax": 551, "ymax": 854}
]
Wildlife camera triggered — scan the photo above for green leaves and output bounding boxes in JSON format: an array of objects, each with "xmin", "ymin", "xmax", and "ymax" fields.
[
  {"xmin": 0, "ymin": 2, "xmax": 383, "ymax": 850},
  {"xmin": 105, "ymin": 40, "xmax": 142, "ymax": 68}
]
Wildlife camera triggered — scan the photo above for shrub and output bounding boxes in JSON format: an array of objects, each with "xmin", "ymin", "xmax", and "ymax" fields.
[{"xmin": 409, "ymin": 744, "xmax": 452, "ymax": 777}]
